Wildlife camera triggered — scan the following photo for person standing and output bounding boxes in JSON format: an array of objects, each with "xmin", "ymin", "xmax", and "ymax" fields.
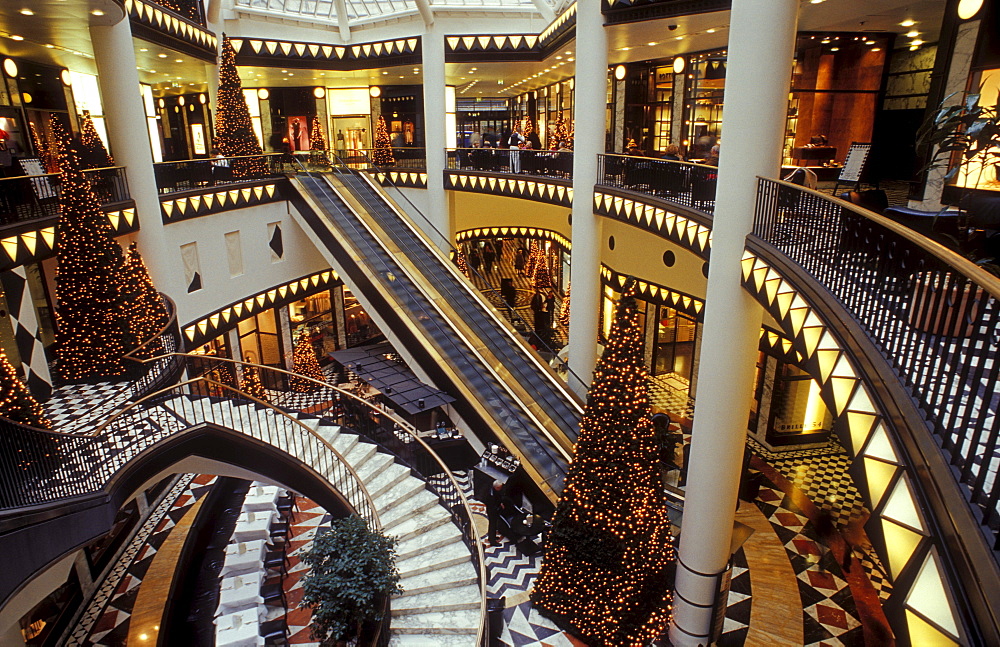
[
  {"xmin": 469, "ymin": 246, "xmax": 482, "ymax": 275},
  {"xmin": 531, "ymin": 290, "xmax": 548, "ymax": 337},
  {"xmin": 514, "ymin": 247, "xmax": 527, "ymax": 277},
  {"xmin": 545, "ymin": 292, "xmax": 556, "ymax": 329},
  {"xmin": 485, "ymin": 480, "xmax": 510, "ymax": 546},
  {"xmin": 482, "ymin": 242, "xmax": 496, "ymax": 275}
]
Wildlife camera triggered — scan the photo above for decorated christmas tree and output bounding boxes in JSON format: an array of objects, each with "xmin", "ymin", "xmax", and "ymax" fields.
[
  {"xmin": 29, "ymin": 121, "xmax": 58, "ymax": 173},
  {"xmin": 79, "ymin": 112, "xmax": 114, "ymax": 168},
  {"xmin": 532, "ymin": 278, "xmax": 675, "ymax": 644},
  {"xmin": 290, "ymin": 333, "xmax": 325, "ymax": 392},
  {"xmin": 550, "ymin": 112, "xmax": 572, "ymax": 150},
  {"xmin": 214, "ymin": 35, "xmax": 267, "ymax": 179},
  {"xmin": 309, "ymin": 116, "xmax": 328, "ymax": 166},
  {"xmin": 123, "ymin": 243, "xmax": 169, "ymax": 359},
  {"xmin": 240, "ymin": 364, "xmax": 267, "ymax": 402},
  {"xmin": 0, "ymin": 348, "xmax": 52, "ymax": 429},
  {"xmin": 455, "ymin": 250, "xmax": 470, "ymax": 278},
  {"xmin": 533, "ymin": 252, "xmax": 552, "ymax": 291},
  {"xmin": 525, "ymin": 240, "xmax": 541, "ymax": 282},
  {"xmin": 523, "ymin": 116, "xmax": 534, "ymax": 144},
  {"xmin": 559, "ymin": 283, "xmax": 571, "ymax": 328},
  {"xmin": 372, "ymin": 116, "xmax": 395, "ymax": 167},
  {"xmin": 52, "ymin": 117, "xmax": 131, "ymax": 382}
]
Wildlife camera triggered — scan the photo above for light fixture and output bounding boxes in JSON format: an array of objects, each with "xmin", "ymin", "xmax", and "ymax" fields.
[
  {"xmin": 21, "ymin": 92, "xmax": 32, "ymax": 104},
  {"xmin": 905, "ymin": 30, "xmax": 920, "ymax": 38},
  {"xmin": 157, "ymin": 98, "xmax": 165, "ymax": 108},
  {"xmin": 369, "ymin": 86, "xmax": 381, "ymax": 97},
  {"xmin": 19, "ymin": 8, "xmax": 34, "ymax": 15},
  {"xmin": 158, "ymin": 53, "xmax": 167, "ymax": 58},
  {"xmin": 957, "ymin": 0, "xmax": 983, "ymax": 19},
  {"xmin": 199, "ymin": 93, "xmax": 207, "ymax": 104},
  {"xmin": 91, "ymin": 9, "xmax": 105, "ymax": 16},
  {"xmin": 313, "ymin": 86, "xmax": 326, "ymax": 98},
  {"xmin": 672, "ymin": 56, "xmax": 686, "ymax": 74},
  {"xmin": 188, "ymin": 104, "xmax": 195, "ymax": 111},
  {"xmin": 174, "ymin": 59, "xmax": 183, "ymax": 63},
  {"xmin": 178, "ymin": 96, "xmax": 185, "ymax": 106},
  {"xmin": 900, "ymin": 19, "xmax": 916, "ymax": 27},
  {"xmin": 2, "ymin": 59, "xmax": 17, "ymax": 78},
  {"xmin": 257, "ymin": 88, "xmax": 269, "ymax": 100},
  {"xmin": 614, "ymin": 65, "xmax": 626, "ymax": 80},
  {"xmin": 60, "ymin": 69, "xmax": 72, "ymax": 86},
  {"xmin": 10, "ymin": 35, "xmax": 24, "ymax": 41},
  {"xmin": 911, "ymin": 39, "xmax": 924, "ymax": 46}
]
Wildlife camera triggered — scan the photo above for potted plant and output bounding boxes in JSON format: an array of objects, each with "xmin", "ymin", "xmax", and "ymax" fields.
[{"xmin": 300, "ymin": 515, "xmax": 403, "ymax": 645}]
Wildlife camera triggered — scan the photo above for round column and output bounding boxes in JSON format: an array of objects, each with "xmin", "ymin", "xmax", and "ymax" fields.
[
  {"xmin": 90, "ymin": 18, "xmax": 179, "ymax": 297},
  {"xmin": 669, "ymin": 0, "xmax": 798, "ymax": 644},
  {"xmin": 421, "ymin": 27, "xmax": 449, "ymax": 249},
  {"xmin": 566, "ymin": 0, "xmax": 607, "ymax": 397}
]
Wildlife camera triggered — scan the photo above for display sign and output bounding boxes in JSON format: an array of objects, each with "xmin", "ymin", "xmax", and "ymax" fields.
[
  {"xmin": 190, "ymin": 123, "xmax": 206, "ymax": 155},
  {"xmin": 838, "ymin": 142, "xmax": 872, "ymax": 183}
]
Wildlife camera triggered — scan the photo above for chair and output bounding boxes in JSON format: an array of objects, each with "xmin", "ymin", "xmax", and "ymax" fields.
[
  {"xmin": 837, "ymin": 189, "xmax": 888, "ymax": 215},
  {"xmin": 270, "ymin": 518, "xmax": 291, "ymax": 543},
  {"xmin": 261, "ymin": 580, "xmax": 288, "ymax": 613},
  {"xmin": 276, "ymin": 492, "xmax": 297, "ymax": 521},
  {"xmin": 260, "ymin": 618, "xmax": 289, "ymax": 646},
  {"xmin": 264, "ymin": 548, "xmax": 289, "ymax": 577}
]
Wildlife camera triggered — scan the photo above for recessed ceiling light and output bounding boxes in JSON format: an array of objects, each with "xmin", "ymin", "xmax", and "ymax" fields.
[
  {"xmin": 905, "ymin": 30, "xmax": 920, "ymax": 38},
  {"xmin": 45, "ymin": 43, "xmax": 54, "ymax": 48},
  {"xmin": 19, "ymin": 8, "xmax": 34, "ymax": 15},
  {"xmin": 911, "ymin": 39, "xmax": 924, "ymax": 46},
  {"xmin": 10, "ymin": 35, "xmax": 24, "ymax": 41},
  {"xmin": 675, "ymin": 35, "xmax": 684, "ymax": 40},
  {"xmin": 900, "ymin": 19, "xmax": 916, "ymax": 27},
  {"xmin": 174, "ymin": 59, "xmax": 182, "ymax": 63},
  {"xmin": 91, "ymin": 9, "xmax": 105, "ymax": 15},
  {"xmin": 140, "ymin": 48, "xmax": 148, "ymax": 52},
  {"xmin": 706, "ymin": 28, "xmax": 717, "ymax": 33},
  {"xmin": 647, "ymin": 42, "xmax": 656, "ymax": 46},
  {"xmin": 158, "ymin": 53, "xmax": 167, "ymax": 58}
]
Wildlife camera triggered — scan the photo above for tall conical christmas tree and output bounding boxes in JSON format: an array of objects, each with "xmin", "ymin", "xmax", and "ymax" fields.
[
  {"xmin": 372, "ymin": 116, "xmax": 395, "ymax": 167},
  {"xmin": 0, "ymin": 348, "xmax": 52, "ymax": 429},
  {"xmin": 240, "ymin": 364, "xmax": 267, "ymax": 402},
  {"xmin": 290, "ymin": 333, "xmax": 325, "ymax": 392},
  {"xmin": 52, "ymin": 117, "xmax": 131, "ymax": 382},
  {"xmin": 559, "ymin": 283, "xmax": 570, "ymax": 328},
  {"xmin": 214, "ymin": 35, "xmax": 267, "ymax": 179},
  {"xmin": 455, "ymin": 250, "xmax": 470, "ymax": 278},
  {"xmin": 525, "ymin": 240, "xmax": 542, "ymax": 282},
  {"xmin": 532, "ymin": 279, "xmax": 675, "ymax": 645},
  {"xmin": 123, "ymin": 243, "xmax": 169, "ymax": 359},
  {"xmin": 533, "ymin": 250, "xmax": 553, "ymax": 291},
  {"xmin": 79, "ymin": 112, "xmax": 114, "ymax": 168},
  {"xmin": 309, "ymin": 116, "xmax": 328, "ymax": 165}
]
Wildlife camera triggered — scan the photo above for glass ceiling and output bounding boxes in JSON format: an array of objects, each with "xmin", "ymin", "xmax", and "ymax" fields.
[{"xmin": 234, "ymin": 0, "xmax": 550, "ymax": 27}]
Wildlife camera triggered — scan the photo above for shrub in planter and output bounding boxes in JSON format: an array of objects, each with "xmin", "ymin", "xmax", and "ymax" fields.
[{"xmin": 301, "ymin": 515, "xmax": 403, "ymax": 644}]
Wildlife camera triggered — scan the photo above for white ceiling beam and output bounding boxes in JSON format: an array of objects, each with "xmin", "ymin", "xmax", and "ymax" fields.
[
  {"xmin": 532, "ymin": 0, "xmax": 556, "ymax": 23},
  {"xmin": 414, "ymin": 0, "xmax": 435, "ymax": 27},
  {"xmin": 334, "ymin": 0, "xmax": 352, "ymax": 41}
]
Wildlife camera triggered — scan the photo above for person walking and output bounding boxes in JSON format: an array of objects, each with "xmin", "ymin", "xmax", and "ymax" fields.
[
  {"xmin": 485, "ymin": 480, "xmax": 511, "ymax": 546},
  {"xmin": 482, "ymin": 242, "xmax": 496, "ymax": 275},
  {"xmin": 469, "ymin": 246, "xmax": 482, "ymax": 275},
  {"xmin": 514, "ymin": 247, "xmax": 527, "ymax": 277}
]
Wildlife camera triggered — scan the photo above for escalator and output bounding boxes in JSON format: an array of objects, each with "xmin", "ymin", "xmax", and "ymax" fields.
[{"xmin": 286, "ymin": 169, "xmax": 583, "ymax": 504}]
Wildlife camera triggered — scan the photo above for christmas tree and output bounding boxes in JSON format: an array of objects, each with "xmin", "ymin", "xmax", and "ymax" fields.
[
  {"xmin": 559, "ymin": 283, "xmax": 570, "ymax": 328},
  {"xmin": 52, "ymin": 117, "xmax": 131, "ymax": 382},
  {"xmin": 123, "ymin": 243, "xmax": 169, "ymax": 359},
  {"xmin": 532, "ymin": 278, "xmax": 675, "ymax": 645},
  {"xmin": 0, "ymin": 348, "xmax": 52, "ymax": 429},
  {"xmin": 29, "ymin": 121, "xmax": 58, "ymax": 173},
  {"xmin": 79, "ymin": 112, "xmax": 114, "ymax": 168},
  {"xmin": 214, "ymin": 35, "xmax": 267, "ymax": 179},
  {"xmin": 290, "ymin": 333, "xmax": 325, "ymax": 392},
  {"xmin": 240, "ymin": 364, "xmax": 267, "ymax": 402},
  {"xmin": 372, "ymin": 116, "xmax": 395, "ymax": 167},
  {"xmin": 525, "ymin": 240, "xmax": 541, "ymax": 282},
  {"xmin": 550, "ymin": 112, "xmax": 572, "ymax": 150},
  {"xmin": 309, "ymin": 116, "xmax": 328, "ymax": 166},
  {"xmin": 455, "ymin": 250, "xmax": 470, "ymax": 278},
  {"xmin": 533, "ymin": 252, "xmax": 552, "ymax": 291},
  {"xmin": 523, "ymin": 116, "xmax": 534, "ymax": 144}
]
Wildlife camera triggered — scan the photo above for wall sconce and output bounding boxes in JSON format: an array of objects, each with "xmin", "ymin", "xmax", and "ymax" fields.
[
  {"xmin": 21, "ymin": 92, "xmax": 32, "ymax": 104},
  {"xmin": 60, "ymin": 69, "xmax": 72, "ymax": 86},
  {"xmin": 2, "ymin": 59, "xmax": 17, "ymax": 78},
  {"xmin": 158, "ymin": 98, "xmax": 165, "ymax": 109},
  {"xmin": 672, "ymin": 56, "xmax": 686, "ymax": 74},
  {"xmin": 313, "ymin": 86, "xmax": 326, "ymax": 99},
  {"xmin": 198, "ymin": 93, "xmax": 207, "ymax": 104},
  {"xmin": 369, "ymin": 86, "xmax": 381, "ymax": 98},
  {"xmin": 614, "ymin": 65, "xmax": 626, "ymax": 80},
  {"xmin": 178, "ymin": 95, "xmax": 186, "ymax": 106},
  {"xmin": 257, "ymin": 88, "xmax": 269, "ymax": 101},
  {"xmin": 957, "ymin": 0, "xmax": 984, "ymax": 19}
]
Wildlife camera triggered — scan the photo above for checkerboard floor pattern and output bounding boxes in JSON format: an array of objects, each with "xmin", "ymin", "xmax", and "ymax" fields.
[{"xmin": 44, "ymin": 380, "xmax": 134, "ymax": 431}]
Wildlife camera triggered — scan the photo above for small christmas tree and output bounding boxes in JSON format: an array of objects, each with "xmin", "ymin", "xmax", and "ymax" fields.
[
  {"xmin": 559, "ymin": 283, "xmax": 571, "ymax": 328},
  {"xmin": 79, "ymin": 112, "xmax": 114, "ymax": 168},
  {"xmin": 455, "ymin": 250, "xmax": 470, "ymax": 278},
  {"xmin": 525, "ymin": 240, "xmax": 541, "ymax": 282},
  {"xmin": 123, "ymin": 243, "xmax": 169, "ymax": 359},
  {"xmin": 523, "ymin": 116, "xmax": 534, "ymax": 145},
  {"xmin": 372, "ymin": 116, "xmax": 395, "ymax": 167},
  {"xmin": 214, "ymin": 35, "xmax": 267, "ymax": 179},
  {"xmin": 533, "ymin": 252, "xmax": 552, "ymax": 291},
  {"xmin": 240, "ymin": 364, "xmax": 267, "ymax": 402},
  {"xmin": 0, "ymin": 348, "xmax": 52, "ymax": 429},
  {"xmin": 309, "ymin": 116, "xmax": 328, "ymax": 166},
  {"xmin": 550, "ymin": 112, "xmax": 572, "ymax": 150},
  {"xmin": 52, "ymin": 117, "xmax": 131, "ymax": 382},
  {"xmin": 29, "ymin": 121, "xmax": 58, "ymax": 173},
  {"xmin": 532, "ymin": 278, "xmax": 675, "ymax": 644},
  {"xmin": 290, "ymin": 333, "xmax": 325, "ymax": 392}
]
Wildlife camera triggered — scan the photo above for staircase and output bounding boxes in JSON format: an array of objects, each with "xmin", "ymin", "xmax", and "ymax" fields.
[{"xmin": 154, "ymin": 394, "xmax": 482, "ymax": 642}]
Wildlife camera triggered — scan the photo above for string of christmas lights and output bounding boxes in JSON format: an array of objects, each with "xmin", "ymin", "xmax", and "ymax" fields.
[
  {"xmin": 559, "ymin": 282, "xmax": 571, "ymax": 328},
  {"xmin": 549, "ymin": 112, "xmax": 573, "ymax": 150},
  {"xmin": 532, "ymin": 277, "xmax": 675, "ymax": 645},
  {"xmin": 0, "ymin": 348, "xmax": 51, "ymax": 430},
  {"xmin": 52, "ymin": 117, "xmax": 131, "ymax": 382},
  {"xmin": 309, "ymin": 115, "xmax": 328, "ymax": 166},
  {"xmin": 289, "ymin": 333, "xmax": 324, "ymax": 392},
  {"xmin": 214, "ymin": 35, "xmax": 267, "ymax": 179},
  {"xmin": 372, "ymin": 116, "xmax": 395, "ymax": 167},
  {"xmin": 123, "ymin": 243, "xmax": 169, "ymax": 360},
  {"xmin": 78, "ymin": 112, "xmax": 114, "ymax": 169},
  {"xmin": 533, "ymin": 248, "xmax": 553, "ymax": 291},
  {"xmin": 240, "ymin": 364, "xmax": 267, "ymax": 402}
]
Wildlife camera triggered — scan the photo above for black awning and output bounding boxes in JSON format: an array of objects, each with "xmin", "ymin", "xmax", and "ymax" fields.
[{"xmin": 329, "ymin": 342, "xmax": 455, "ymax": 415}]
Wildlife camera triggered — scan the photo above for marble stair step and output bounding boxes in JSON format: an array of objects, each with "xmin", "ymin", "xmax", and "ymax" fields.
[
  {"xmin": 381, "ymin": 489, "xmax": 440, "ymax": 530},
  {"xmin": 391, "ymin": 584, "xmax": 482, "ymax": 615},
  {"xmin": 357, "ymin": 451, "xmax": 395, "ymax": 482},
  {"xmin": 373, "ymin": 476, "xmax": 426, "ymax": 513},
  {"xmin": 396, "ymin": 523, "xmax": 464, "ymax": 561},
  {"xmin": 388, "ymin": 634, "xmax": 478, "ymax": 646},
  {"xmin": 385, "ymin": 505, "xmax": 452, "ymax": 543},
  {"xmin": 313, "ymin": 423, "xmax": 342, "ymax": 446},
  {"xmin": 398, "ymin": 562, "xmax": 478, "ymax": 596},
  {"xmin": 389, "ymin": 608, "xmax": 480, "ymax": 635},
  {"xmin": 397, "ymin": 539, "xmax": 473, "ymax": 578},
  {"xmin": 331, "ymin": 430, "xmax": 360, "ymax": 456},
  {"xmin": 367, "ymin": 463, "xmax": 412, "ymax": 500}
]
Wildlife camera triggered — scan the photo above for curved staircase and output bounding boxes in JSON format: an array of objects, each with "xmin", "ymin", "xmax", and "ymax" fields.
[{"xmin": 152, "ymin": 394, "xmax": 482, "ymax": 643}]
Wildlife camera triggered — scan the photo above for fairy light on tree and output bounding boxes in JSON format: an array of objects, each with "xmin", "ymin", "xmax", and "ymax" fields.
[
  {"xmin": 526, "ymin": 240, "xmax": 542, "ymax": 282},
  {"xmin": 123, "ymin": 243, "xmax": 168, "ymax": 359},
  {"xmin": 533, "ymin": 249, "xmax": 553, "ymax": 291},
  {"xmin": 52, "ymin": 118, "xmax": 130, "ymax": 382},
  {"xmin": 214, "ymin": 34, "xmax": 267, "ymax": 179},
  {"xmin": 290, "ymin": 333, "xmax": 325, "ymax": 392},
  {"xmin": 0, "ymin": 348, "xmax": 51, "ymax": 430},
  {"xmin": 455, "ymin": 249, "xmax": 470, "ymax": 278},
  {"xmin": 78, "ymin": 112, "xmax": 114, "ymax": 168},
  {"xmin": 559, "ymin": 283, "xmax": 571, "ymax": 328},
  {"xmin": 240, "ymin": 364, "xmax": 267, "ymax": 402},
  {"xmin": 372, "ymin": 116, "xmax": 395, "ymax": 167},
  {"xmin": 309, "ymin": 115, "xmax": 328, "ymax": 166},
  {"xmin": 532, "ymin": 278, "xmax": 675, "ymax": 644}
]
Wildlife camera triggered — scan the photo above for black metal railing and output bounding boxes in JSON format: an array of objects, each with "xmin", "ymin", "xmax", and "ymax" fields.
[
  {"xmin": 753, "ymin": 178, "xmax": 1000, "ymax": 530},
  {"xmin": 124, "ymin": 294, "xmax": 184, "ymax": 400},
  {"xmin": 0, "ymin": 166, "xmax": 131, "ymax": 226},
  {"xmin": 153, "ymin": 154, "xmax": 287, "ymax": 194},
  {"xmin": 597, "ymin": 154, "xmax": 718, "ymax": 213},
  {"xmin": 446, "ymin": 147, "xmax": 573, "ymax": 179}
]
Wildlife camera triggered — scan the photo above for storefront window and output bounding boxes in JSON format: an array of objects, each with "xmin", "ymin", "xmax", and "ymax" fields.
[
  {"xmin": 955, "ymin": 67, "xmax": 1000, "ymax": 191},
  {"xmin": 344, "ymin": 289, "xmax": 379, "ymax": 348},
  {"xmin": 768, "ymin": 362, "xmax": 832, "ymax": 445},
  {"xmin": 290, "ymin": 290, "xmax": 338, "ymax": 362},
  {"xmin": 686, "ymin": 55, "xmax": 726, "ymax": 160},
  {"xmin": 652, "ymin": 306, "xmax": 696, "ymax": 383},
  {"xmin": 238, "ymin": 310, "xmax": 281, "ymax": 366}
]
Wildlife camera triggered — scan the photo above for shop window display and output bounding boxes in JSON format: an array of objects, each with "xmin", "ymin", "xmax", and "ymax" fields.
[{"xmin": 290, "ymin": 290, "xmax": 338, "ymax": 363}]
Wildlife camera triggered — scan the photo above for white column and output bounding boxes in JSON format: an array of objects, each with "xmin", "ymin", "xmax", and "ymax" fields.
[
  {"xmin": 669, "ymin": 1, "xmax": 798, "ymax": 645},
  {"xmin": 421, "ymin": 27, "xmax": 449, "ymax": 250},
  {"xmin": 90, "ymin": 18, "xmax": 179, "ymax": 298},
  {"xmin": 566, "ymin": 0, "xmax": 606, "ymax": 397}
]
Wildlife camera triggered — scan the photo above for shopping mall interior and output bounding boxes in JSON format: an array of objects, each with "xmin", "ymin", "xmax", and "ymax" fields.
[{"xmin": 0, "ymin": 0, "xmax": 998, "ymax": 644}]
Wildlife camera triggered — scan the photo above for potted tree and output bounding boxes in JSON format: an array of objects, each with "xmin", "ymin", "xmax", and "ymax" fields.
[{"xmin": 300, "ymin": 515, "xmax": 403, "ymax": 645}]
